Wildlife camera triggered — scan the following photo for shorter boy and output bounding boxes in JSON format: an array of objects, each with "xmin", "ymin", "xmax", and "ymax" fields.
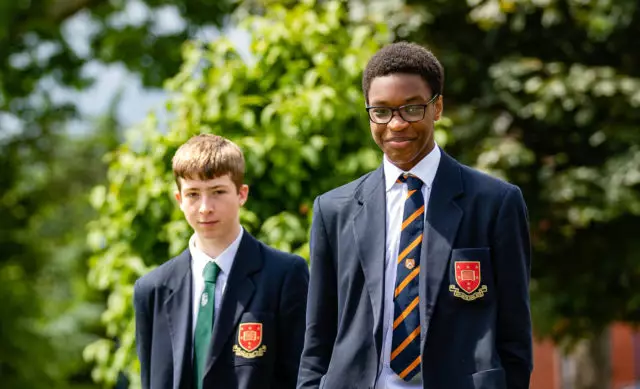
[{"xmin": 134, "ymin": 134, "xmax": 309, "ymax": 389}]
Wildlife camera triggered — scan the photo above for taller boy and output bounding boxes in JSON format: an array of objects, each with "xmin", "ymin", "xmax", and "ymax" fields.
[
  {"xmin": 297, "ymin": 42, "xmax": 533, "ymax": 389},
  {"xmin": 134, "ymin": 134, "xmax": 309, "ymax": 389}
]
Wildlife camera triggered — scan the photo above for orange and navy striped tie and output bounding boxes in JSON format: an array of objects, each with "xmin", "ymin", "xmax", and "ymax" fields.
[{"xmin": 390, "ymin": 173, "xmax": 424, "ymax": 381}]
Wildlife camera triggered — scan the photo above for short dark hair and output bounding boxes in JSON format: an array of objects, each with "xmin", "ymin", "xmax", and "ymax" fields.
[{"xmin": 362, "ymin": 41, "xmax": 444, "ymax": 103}]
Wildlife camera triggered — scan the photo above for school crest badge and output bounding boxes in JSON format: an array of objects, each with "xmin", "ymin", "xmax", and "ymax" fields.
[
  {"xmin": 449, "ymin": 261, "xmax": 488, "ymax": 301},
  {"xmin": 238, "ymin": 323, "xmax": 262, "ymax": 352},
  {"xmin": 233, "ymin": 322, "xmax": 267, "ymax": 358},
  {"xmin": 455, "ymin": 261, "xmax": 481, "ymax": 293}
]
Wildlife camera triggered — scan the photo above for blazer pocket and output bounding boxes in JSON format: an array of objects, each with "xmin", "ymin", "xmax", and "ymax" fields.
[
  {"xmin": 448, "ymin": 247, "xmax": 494, "ymax": 304},
  {"xmin": 471, "ymin": 368, "xmax": 506, "ymax": 389},
  {"xmin": 232, "ymin": 312, "xmax": 274, "ymax": 366}
]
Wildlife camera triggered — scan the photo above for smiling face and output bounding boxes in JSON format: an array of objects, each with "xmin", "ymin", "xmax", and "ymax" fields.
[
  {"xmin": 175, "ymin": 174, "xmax": 248, "ymax": 248},
  {"xmin": 367, "ymin": 73, "xmax": 443, "ymax": 171}
]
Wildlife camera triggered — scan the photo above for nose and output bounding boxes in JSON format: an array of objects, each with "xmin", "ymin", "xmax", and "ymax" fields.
[
  {"xmin": 199, "ymin": 195, "xmax": 214, "ymax": 214},
  {"xmin": 387, "ymin": 111, "xmax": 409, "ymax": 131}
]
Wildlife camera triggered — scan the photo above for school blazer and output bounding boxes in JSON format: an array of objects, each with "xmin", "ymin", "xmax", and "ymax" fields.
[
  {"xmin": 297, "ymin": 150, "xmax": 533, "ymax": 389},
  {"xmin": 134, "ymin": 231, "xmax": 309, "ymax": 389}
]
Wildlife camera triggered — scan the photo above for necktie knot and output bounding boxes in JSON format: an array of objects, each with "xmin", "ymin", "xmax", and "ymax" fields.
[
  {"xmin": 399, "ymin": 174, "xmax": 423, "ymax": 191},
  {"xmin": 203, "ymin": 261, "xmax": 220, "ymax": 283}
]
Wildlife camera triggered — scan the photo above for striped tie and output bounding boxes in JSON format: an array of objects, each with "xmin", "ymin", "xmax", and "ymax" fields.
[{"xmin": 390, "ymin": 173, "xmax": 424, "ymax": 381}]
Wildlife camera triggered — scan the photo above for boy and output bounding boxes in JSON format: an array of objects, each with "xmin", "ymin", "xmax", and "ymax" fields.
[
  {"xmin": 297, "ymin": 42, "xmax": 532, "ymax": 389},
  {"xmin": 134, "ymin": 134, "xmax": 309, "ymax": 389}
]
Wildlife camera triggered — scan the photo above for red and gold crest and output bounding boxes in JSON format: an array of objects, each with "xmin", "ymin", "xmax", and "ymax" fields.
[
  {"xmin": 455, "ymin": 261, "xmax": 481, "ymax": 294},
  {"xmin": 238, "ymin": 323, "xmax": 262, "ymax": 352}
]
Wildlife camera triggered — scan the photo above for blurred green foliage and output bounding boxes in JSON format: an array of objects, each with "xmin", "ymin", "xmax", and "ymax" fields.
[
  {"xmin": 0, "ymin": 109, "xmax": 119, "ymax": 389},
  {"xmin": 0, "ymin": 0, "xmax": 237, "ymax": 104},
  {"xmin": 84, "ymin": 0, "xmax": 412, "ymax": 385},
  {"xmin": 87, "ymin": 0, "xmax": 640, "ymax": 385},
  {"xmin": 2, "ymin": 0, "xmax": 639, "ymax": 387},
  {"xmin": 403, "ymin": 0, "xmax": 640, "ymax": 343},
  {"xmin": 0, "ymin": 1, "xmax": 237, "ymax": 387}
]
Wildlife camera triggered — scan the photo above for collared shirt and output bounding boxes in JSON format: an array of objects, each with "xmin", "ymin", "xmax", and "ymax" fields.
[
  {"xmin": 190, "ymin": 227, "xmax": 244, "ymax": 338},
  {"xmin": 376, "ymin": 146, "xmax": 441, "ymax": 389}
]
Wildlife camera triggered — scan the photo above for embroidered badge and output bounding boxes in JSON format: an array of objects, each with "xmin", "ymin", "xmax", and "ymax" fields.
[
  {"xmin": 200, "ymin": 292, "xmax": 208, "ymax": 307},
  {"xmin": 449, "ymin": 261, "xmax": 488, "ymax": 301},
  {"xmin": 405, "ymin": 258, "xmax": 416, "ymax": 270},
  {"xmin": 232, "ymin": 322, "xmax": 267, "ymax": 358}
]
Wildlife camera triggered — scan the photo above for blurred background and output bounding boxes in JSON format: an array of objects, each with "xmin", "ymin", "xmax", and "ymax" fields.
[{"xmin": 1, "ymin": 0, "xmax": 638, "ymax": 388}]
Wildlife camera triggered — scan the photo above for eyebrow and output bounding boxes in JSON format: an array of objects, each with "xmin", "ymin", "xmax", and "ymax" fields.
[
  {"xmin": 369, "ymin": 95, "xmax": 426, "ymax": 106},
  {"xmin": 183, "ymin": 184, "xmax": 230, "ymax": 191}
]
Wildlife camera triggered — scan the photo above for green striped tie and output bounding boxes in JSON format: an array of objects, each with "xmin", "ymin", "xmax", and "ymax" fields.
[{"xmin": 194, "ymin": 261, "xmax": 220, "ymax": 389}]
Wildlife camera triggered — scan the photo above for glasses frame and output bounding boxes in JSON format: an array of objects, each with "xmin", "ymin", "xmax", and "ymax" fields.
[{"xmin": 365, "ymin": 94, "xmax": 440, "ymax": 124}]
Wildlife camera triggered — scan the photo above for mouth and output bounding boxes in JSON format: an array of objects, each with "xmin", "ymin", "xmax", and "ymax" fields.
[
  {"xmin": 198, "ymin": 221, "xmax": 219, "ymax": 226},
  {"xmin": 385, "ymin": 137, "xmax": 415, "ymax": 148}
]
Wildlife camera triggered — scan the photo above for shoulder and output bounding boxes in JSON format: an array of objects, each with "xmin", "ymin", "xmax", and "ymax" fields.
[
  {"xmin": 314, "ymin": 169, "xmax": 379, "ymax": 212},
  {"xmin": 318, "ymin": 170, "xmax": 374, "ymax": 200},
  {"xmin": 455, "ymin": 159, "xmax": 522, "ymax": 199},
  {"xmin": 134, "ymin": 249, "xmax": 190, "ymax": 293}
]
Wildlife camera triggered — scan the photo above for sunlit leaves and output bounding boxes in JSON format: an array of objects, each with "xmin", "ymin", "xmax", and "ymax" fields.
[
  {"xmin": 467, "ymin": 0, "xmax": 638, "ymax": 39},
  {"xmin": 86, "ymin": 1, "xmax": 392, "ymax": 386},
  {"xmin": 435, "ymin": 0, "xmax": 640, "ymax": 342}
]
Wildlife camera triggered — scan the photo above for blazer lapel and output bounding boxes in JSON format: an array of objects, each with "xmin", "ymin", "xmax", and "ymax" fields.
[
  {"xmin": 203, "ymin": 232, "xmax": 262, "ymax": 376},
  {"xmin": 163, "ymin": 250, "xmax": 193, "ymax": 389},
  {"xmin": 420, "ymin": 150, "xmax": 464, "ymax": 342},
  {"xmin": 352, "ymin": 165, "xmax": 386, "ymax": 355}
]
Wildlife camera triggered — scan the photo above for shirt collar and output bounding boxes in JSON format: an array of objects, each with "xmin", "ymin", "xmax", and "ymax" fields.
[
  {"xmin": 189, "ymin": 226, "xmax": 244, "ymax": 276},
  {"xmin": 383, "ymin": 144, "xmax": 441, "ymax": 192}
]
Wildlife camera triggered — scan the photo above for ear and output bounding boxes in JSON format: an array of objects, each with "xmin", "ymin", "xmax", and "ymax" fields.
[
  {"xmin": 174, "ymin": 190, "xmax": 185, "ymax": 211},
  {"xmin": 434, "ymin": 95, "xmax": 444, "ymax": 121},
  {"xmin": 238, "ymin": 184, "xmax": 249, "ymax": 206}
]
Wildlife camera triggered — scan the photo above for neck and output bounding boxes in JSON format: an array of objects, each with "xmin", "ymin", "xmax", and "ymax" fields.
[{"xmin": 195, "ymin": 224, "xmax": 241, "ymax": 258}]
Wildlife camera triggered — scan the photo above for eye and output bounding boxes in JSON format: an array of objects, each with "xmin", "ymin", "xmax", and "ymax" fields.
[
  {"xmin": 404, "ymin": 105, "xmax": 423, "ymax": 114},
  {"xmin": 371, "ymin": 108, "xmax": 391, "ymax": 118}
]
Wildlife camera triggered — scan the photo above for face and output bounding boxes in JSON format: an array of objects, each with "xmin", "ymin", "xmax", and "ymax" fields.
[
  {"xmin": 367, "ymin": 73, "xmax": 443, "ymax": 171},
  {"xmin": 175, "ymin": 175, "xmax": 248, "ymax": 245}
]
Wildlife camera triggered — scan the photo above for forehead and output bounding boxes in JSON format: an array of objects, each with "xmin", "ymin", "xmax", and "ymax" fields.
[
  {"xmin": 180, "ymin": 174, "xmax": 234, "ymax": 190},
  {"xmin": 368, "ymin": 73, "xmax": 432, "ymax": 105}
]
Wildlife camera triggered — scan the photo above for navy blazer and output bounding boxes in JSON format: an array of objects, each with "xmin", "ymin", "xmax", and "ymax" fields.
[
  {"xmin": 134, "ymin": 231, "xmax": 309, "ymax": 389},
  {"xmin": 297, "ymin": 150, "xmax": 532, "ymax": 389}
]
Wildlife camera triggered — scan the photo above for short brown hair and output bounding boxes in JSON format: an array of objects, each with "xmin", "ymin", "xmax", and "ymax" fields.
[{"xmin": 172, "ymin": 134, "xmax": 245, "ymax": 191}]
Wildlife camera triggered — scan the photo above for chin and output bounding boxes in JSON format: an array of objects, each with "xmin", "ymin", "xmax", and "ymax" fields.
[
  {"xmin": 197, "ymin": 230, "xmax": 221, "ymax": 240},
  {"xmin": 388, "ymin": 154, "xmax": 415, "ymax": 165}
]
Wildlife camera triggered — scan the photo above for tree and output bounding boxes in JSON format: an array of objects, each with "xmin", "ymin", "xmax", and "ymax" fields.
[
  {"xmin": 0, "ymin": 0, "xmax": 237, "ymax": 104},
  {"xmin": 401, "ymin": 0, "xmax": 640, "ymax": 387},
  {"xmin": 88, "ymin": 0, "xmax": 640, "ymax": 387},
  {"xmin": 0, "ymin": 1, "xmax": 238, "ymax": 387},
  {"xmin": 86, "ymin": 1, "xmax": 453, "ymax": 386},
  {"xmin": 0, "ymin": 105, "xmax": 120, "ymax": 388}
]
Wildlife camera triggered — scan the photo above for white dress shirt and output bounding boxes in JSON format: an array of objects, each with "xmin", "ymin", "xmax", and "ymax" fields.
[
  {"xmin": 190, "ymin": 227, "xmax": 244, "ymax": 339},
  {"xmin": 375, "ymin": 146, "xmax": 441, "ymax": 389}
]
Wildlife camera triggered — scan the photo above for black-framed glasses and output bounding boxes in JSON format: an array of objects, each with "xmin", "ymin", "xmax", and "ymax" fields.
[{"xmin": 366, "ymin": 94, "xmax": 440, "ymax": 124}]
